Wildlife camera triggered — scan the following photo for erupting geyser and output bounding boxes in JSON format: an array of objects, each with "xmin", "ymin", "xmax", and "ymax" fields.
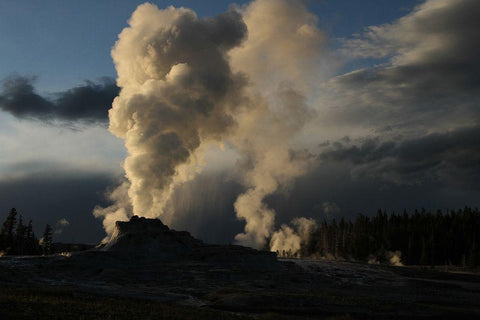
[
  {"xmin": 94, "ymin": 0, "xmax": 328, "ymax": 254},
  {"xmin": 94, "ymin": 4, "xmax": 248, "ymax": 232}
]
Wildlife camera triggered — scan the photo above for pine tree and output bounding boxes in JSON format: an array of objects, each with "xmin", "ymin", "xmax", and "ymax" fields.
[
  {"xmin": 0, "ymin": 208, "xmax": 18, "ymax": 254},
  {"xmin": 14, "ymin": 215, "xmax": 26, "ymax": 255},
  {"xmin": 320, "ymin": 220, "xmax": 329, "ymax": 256},
  {"xmin": 41, "ymin": 224, "xmax": 53, "ymax": 255},
  {"xmin": 420, "ymin": 237, "xmax": 430, "ymax": 265},
  {"xmin": 25, "ymin": 220, "xmax": 38, "ymax": 255}
]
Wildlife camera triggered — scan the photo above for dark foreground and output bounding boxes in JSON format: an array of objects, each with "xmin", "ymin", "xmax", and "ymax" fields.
[{"xmin": 1, "ymin": 254, "xmax": 480, "ymax": 319}]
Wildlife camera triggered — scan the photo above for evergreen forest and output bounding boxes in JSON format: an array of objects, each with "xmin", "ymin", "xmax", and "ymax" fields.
[{"xmin": 299, "ymin": 207, "xmax": 480, "ymax": 266}]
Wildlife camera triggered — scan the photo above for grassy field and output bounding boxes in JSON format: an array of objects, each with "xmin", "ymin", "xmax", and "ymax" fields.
[
  {"xmin": 0, "ymin": 285, "xmax": 254, "ymax": 320},
  {"xmin": 0, "ymin": 284, "xmax": 362, "ymax": 320}
]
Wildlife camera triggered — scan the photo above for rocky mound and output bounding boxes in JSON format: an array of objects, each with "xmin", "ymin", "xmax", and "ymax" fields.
[
  {"xmin": 102, "ymin": 216, "xmax": 202, "ymax": 254},
  {"xmin": 100, "ymin": 216, "xmax": 278, "ymax": 268}
]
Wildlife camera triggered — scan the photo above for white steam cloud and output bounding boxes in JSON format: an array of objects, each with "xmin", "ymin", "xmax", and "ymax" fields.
[
  {"xmin": 94, "ymin": 181, "xmax": 131, "ymax": 237},
  {"xmin": 270, "ymin": 217, "xmax": 317, "ymax": 257},
  {"xmin": 54, "ymin": 218, "xmax": 70, "ymax": 235},
  {"xmin": 94, "ymin": 3, "xmax": 247, "ymax": 231},
  {"xmin": 229, "ymin": 0, "xmax": 327, "ymax": 249},
  {"xmin": 95, "ymin": 0, "xmax": 329, "ymax": 250}
]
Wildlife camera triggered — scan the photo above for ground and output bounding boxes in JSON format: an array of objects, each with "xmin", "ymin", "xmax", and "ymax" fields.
[{"xmin": 0, "ymin": 253, "xmax": 480, "ymax": 319}]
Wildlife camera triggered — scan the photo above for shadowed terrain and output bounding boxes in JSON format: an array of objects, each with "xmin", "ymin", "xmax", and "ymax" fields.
[{"xmin": 1, "ymin": 217, "xmax": 480, "ymax": 319}]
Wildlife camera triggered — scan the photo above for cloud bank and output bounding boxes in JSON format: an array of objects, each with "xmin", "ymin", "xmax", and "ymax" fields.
[
  {"xmin": 0, "ymin": 75, "xmax": 118, "ymax": 124},
  {"xmin": 314, "ymin": 0, "xmax": 480, "ymax": 194},
  {"xmin": 321, "ymin": 126, "xmax": 480, "ymax": 189},
  {"xmin": 325, "ymin": 0, "xmax": 480, "ymax": 132}
]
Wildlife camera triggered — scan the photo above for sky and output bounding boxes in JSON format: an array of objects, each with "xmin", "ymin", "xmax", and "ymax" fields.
[
  {"xmin": 0, "ymin": 0, "xmax": 479, "ymax": 245},
  {"xmin": 0, "ymin": 0, "xmax": 418, "ymax": 91}
]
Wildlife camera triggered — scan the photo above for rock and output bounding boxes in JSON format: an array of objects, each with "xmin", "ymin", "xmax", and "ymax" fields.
[{"xmin": 100, "ymin": 215, "xmax": 278, "ymax": 268}]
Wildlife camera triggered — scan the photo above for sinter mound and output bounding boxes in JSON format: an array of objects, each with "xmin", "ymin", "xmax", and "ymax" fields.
[{"xmin": 100, "ymin": 215, "xmax": 278, "ymax": 268}]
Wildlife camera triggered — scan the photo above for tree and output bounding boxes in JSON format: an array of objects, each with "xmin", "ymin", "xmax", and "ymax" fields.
[
  {"xmin": 0, "ymin": 208, "xmax": 18, "ymax": 253},
  {"xmin": 25, "ymin": 220, "xmax": 39, "ymax": 255},
  {"xmin": 41, "ymin": 224, "xmax": 53, "ymax": 255},
  {"xmin": 14, "ymin": 215, "xmax": 26, "ymax": 255}
]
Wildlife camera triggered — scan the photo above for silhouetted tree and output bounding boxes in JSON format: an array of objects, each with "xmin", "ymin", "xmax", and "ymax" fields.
[
  {"xmin": 14, "ymin": 215, "xmax": 26, "ymax": 255},
  {"xmin": 25, "ymin": 220, "xmax": 40, "ymax": 255},
  {"xmin": 0, "ymin": 208, "xmax": 17, "ymax": 254},
  {"xmin": 41, "ymin": 224, "xmax": 53, "ymax": 255}
]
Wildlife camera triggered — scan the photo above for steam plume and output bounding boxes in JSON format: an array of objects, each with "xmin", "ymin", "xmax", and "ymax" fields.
[
  {"xmin": 54, "ymin": 218, "xmax": 70, "ymax": 235},
  {"xmin": 229, "ymin": 0, "xmax": 325, "ymax": 248},
  {"xmin": 95, "ymin": 1, "xmax": 327, "ymax": 250},
  {"xmin": 270, "ymin": 217, "xmax": 317, "ymax": 256},
  {"xmin": 95, "ymin": 3, "xmax": 247, "ymax": 229}
]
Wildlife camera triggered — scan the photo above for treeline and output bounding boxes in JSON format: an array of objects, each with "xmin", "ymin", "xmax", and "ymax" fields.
[
  {"xmin": 301, "ymin": 207, "xmax": 480, "ymax": 266},
  {"xmin": 0, "ymin": 208, "xmax": 53, "ymax": 256}
]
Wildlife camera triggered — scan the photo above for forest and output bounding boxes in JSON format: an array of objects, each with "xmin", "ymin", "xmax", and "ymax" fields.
[
  {"xmin": 297, "ymin": 207, "xmax": 480, "ymax": 266},
  {"xmin": 0, "ymin": 208, "xmax": 52, "ymax": 256}
]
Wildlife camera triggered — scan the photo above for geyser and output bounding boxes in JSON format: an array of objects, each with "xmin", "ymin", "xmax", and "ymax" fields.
[
  {"xmin": 100, "ymin": 215, "xmax": 278, "ymax": 268},
  {"xmin": 95, "ymin": 0, "xmax": 327, "ymax": 254}
]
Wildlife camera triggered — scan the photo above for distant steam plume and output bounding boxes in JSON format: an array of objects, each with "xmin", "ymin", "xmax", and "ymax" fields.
[
  {"xmin": 95, "ymin": 0, "xmax": 327, "ymax": 250},
  {"xmin": 230, "ymin": 0, "xmax": 325, "ymax": 248},
  {"xmin": 54, "ymin": 218, "xmax": 70, "ymax": 235},
  {"xmin": 230, "ymin": 88, "xmax": 314, "ymax": 248},
  {"xmin": 270, "ymin": 217, "xmax": 317, "ymax": 256}
]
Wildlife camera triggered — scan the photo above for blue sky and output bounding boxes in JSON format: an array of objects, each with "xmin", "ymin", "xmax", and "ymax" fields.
[{"xmin": 0, "ymin": 0, "xmax": 418, "ymax": 92}]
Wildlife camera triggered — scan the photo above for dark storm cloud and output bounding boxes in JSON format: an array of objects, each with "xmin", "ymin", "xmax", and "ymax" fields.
[
  {"xmin": 0, "ymin": 171, "xmax": 115, "ymax": 244},
  {"xmin": 307, "ymin": 0, "xmax": 480, "ymax": 215},
  {"xmin": 266, "ymin": 161, "xmax": 480, "ymax": 223},
  {"xmin": 0, "ymin": 75, "xmax": 52, "ymax": 119},
  {"xmin": 320, "ymin": 126, "xmax": 480, "ymax": 188},
  {"xmin": 165, "ymin": 160, "xmax": 480, "ymax": 244},
  {"xmin": 327, "ymin": 0, "xmax": 480, "ymax": 128},
  {"xmin": 0, "ymin": 74, "xmax": 119, "ymax": 123}
]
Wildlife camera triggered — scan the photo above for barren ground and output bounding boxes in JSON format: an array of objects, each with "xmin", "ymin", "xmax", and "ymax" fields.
[{"xmin": 1, "ymin": 253, "xmax": 480, "ymax": 319}]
